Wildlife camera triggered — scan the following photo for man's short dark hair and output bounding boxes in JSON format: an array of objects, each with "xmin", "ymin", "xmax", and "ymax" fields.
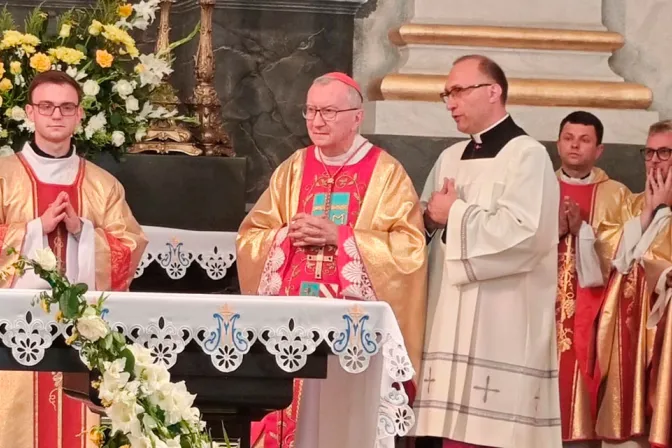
[
  {"xmin": 28, "ymin": 70, "xmax": 83, "ymax": 104},
  {"xmin": 454, "ymin": 54, "xmax": 508, "ymax": 104},
  {"xmin": 559, "ymin": 111, "xmax": 604, "ymax": 144}
]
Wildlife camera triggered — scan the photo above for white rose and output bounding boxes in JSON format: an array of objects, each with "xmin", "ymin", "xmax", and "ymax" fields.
[
  {"xmin": 76, "ymin": 313, "xmax": 108, "ymax": 342},
  {"xmin": 0, "ymin": 145, "xmax": 13, "ymax": 157},
  {"xmin": 10, "ymin": 106, "xmax": 26, "ymax": 121},
  {"xmin": 33, "ymin": 248, "xmax": 57, "ymax": 271},
  {"xmin": 82, "ymin": 79, "xmax": 100, "ymax": 97},
  {"xmin": 111, "ymin": 130, "xmax": 125, "ymax": 147},
  {"xmin": 114, "ymin": 79, "xmax": 134, "ymax": 98},
  {"xmin": 125, "ymin": 95, "xmax": 139, "ymax": 113}
]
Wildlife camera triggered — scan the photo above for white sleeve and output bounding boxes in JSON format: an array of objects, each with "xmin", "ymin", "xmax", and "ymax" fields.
[
  {"xmin": 13, "ymin": 219, "xmax": 49, "ymax": 289},
  {"xmin": 65, "ymin": 218, "xmax": 96, "ymax": 288},
  {"xmin": 444, "ymin": 144, "xmax": 559, "ymax": 285},
  {"xmin": 575, "ymin": 221, "xmax": 604, "ymax": 288},
  {"xmin": 647, "ymin": 266, "xmax": 672, "ymax": 329},
  {"xmin": 613, "ymin": 208, "xmax": 671, "ymax": 274}
]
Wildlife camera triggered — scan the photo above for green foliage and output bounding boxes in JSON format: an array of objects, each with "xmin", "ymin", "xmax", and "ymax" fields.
[{"xmin": 0, "ymin": 6, "xmax": 16, "ymax": 33}]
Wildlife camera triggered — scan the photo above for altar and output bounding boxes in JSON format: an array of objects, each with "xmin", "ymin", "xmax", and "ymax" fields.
[{"xmin": 0, "ymin": 289, "xmax": 415, "ymax": 448}]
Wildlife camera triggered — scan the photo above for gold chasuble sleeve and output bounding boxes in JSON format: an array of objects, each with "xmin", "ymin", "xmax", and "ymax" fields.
[
  {"xmin": 0, "ymin": 157, "xmax": 34, "ymax": 287},
  {"xmin": 348, "ymin": 151, "xmax": 428, "ymax": 377},
  {"xmin": 81, "ymin": 163, "xmax": 147, "ymax": 292},
  {"xmin": 237, "ymin": 149, "xmax": 428, "ymax": 377},
  {"xmin": 237, "ymin": 150, "xmax": 304, "ymax": 294}
]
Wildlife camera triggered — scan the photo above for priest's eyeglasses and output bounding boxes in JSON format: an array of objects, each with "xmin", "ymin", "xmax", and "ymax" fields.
[
  {"xmin": 302, "ymin": 106, "xmax": 360, "ymax": 121},
  {"xmin": 31, "ymin": 102, "xmax": 79, "ymax": 117},
  {"xmin": 641, "ymin": 147, "xmax": 672, "ymax": 161},
  {"xmin": 440, "ymin": 83, "xmax": 493, "ymax": 102}
]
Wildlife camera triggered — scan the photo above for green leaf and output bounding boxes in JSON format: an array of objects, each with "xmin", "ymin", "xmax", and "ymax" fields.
[
  {"xmin": 119, "ymin": 348, "xmax": 135, "ymax": 375},
  {"xmin": 73, "ymin": 282, "xmax": 88, "ymax": 296},
  {"xmin": 59, "ymin": 289, "xmax": 80, "ymax": 319},
  {"xmin": 103, "ymin": 332, "xmax": 114, "ymax": 351},
  {"xmin": 110, "ymin": 112, "xmax": 122, "ymax": 127}
]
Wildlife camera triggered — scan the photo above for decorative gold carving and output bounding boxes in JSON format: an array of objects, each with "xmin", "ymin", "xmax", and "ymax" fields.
[
  {"xmin": 390, "ymin": 24, "xmax": 625, "ymax": 52},
  {"xmin": 187, "ymin": 0, "xmax": 234, "ymax": 157},
  {"xmin": 129, "ymin": 0, "xmax": 203, "ymax": 156},
  {"xmin": 376, "ymin": 74, "xmax": 653, "ymax": 109}
]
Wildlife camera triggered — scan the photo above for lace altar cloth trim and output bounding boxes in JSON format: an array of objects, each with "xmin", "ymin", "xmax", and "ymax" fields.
[
  {"xmin": 0, "ymin": 290, "xmax": 415, "ymax": 446},
  {"xmin": 136, "ymin": 226, "xmax": 237, "ymax": 280}
]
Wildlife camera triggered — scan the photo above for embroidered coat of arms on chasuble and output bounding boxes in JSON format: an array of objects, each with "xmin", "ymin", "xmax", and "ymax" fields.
[
  {"xmin": 555, "ymin": 168, "xmax": 631, "ymax": 442},
  {"xmin": 0, "ymin": 147, "xmax": 147, "ymax": 448},
  {"xmin": 237, "ymin": 145, "xmax": 428, "ymax": 448},
  {"xmin": 595, "ymin": 192, "xmax": 672, "ymax": 447}
]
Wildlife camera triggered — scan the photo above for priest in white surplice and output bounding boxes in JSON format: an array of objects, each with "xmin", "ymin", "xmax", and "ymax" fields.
[{"xmin": 409, "ymin": 55, "xmax": 562, "ymax": 448}]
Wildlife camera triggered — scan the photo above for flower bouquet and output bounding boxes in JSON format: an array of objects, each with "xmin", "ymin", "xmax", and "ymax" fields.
[
  {"xmin": 0, "ymin": 0, "xmax": 198, "ymax": 159},
  {"xmin": 3, "ymin": 247, "xmax": 226, "ymax": 448}
]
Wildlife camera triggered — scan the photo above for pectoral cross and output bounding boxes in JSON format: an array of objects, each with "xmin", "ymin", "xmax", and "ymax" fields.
[
  {"xmin": 473, "ymin": 375, "xmax": 500, "ymax": 403},
  {"xmin": 307, "ymin": 248, "xmax": 334, "ymax": 280}
]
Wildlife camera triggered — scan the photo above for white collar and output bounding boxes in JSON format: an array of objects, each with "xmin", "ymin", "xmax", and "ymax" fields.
[
  {"xmin": 560, "ymin": 169, "xmax": 595, "ymax": 185},
  {"xmin": 20, "ymin": 141, "xmax": 81, "ymax": 185},
  {"xmin": 315, "ymin": 134, "xmax": 373, "ymax": 166},
  {"xmin": 471, "ymin": 114, "xmax": 510, "ymax": 144}
]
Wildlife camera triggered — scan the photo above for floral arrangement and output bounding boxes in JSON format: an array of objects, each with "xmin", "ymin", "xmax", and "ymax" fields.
[
  {"xmin": 2, "ymin": 247, "xmax": 220, "ymax": 448},
  {"xmin": 0, "ymin": 0, "xmax": 198, "ymax": 159}
]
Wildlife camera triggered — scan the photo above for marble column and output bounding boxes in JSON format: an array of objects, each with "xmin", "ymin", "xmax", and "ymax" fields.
[{"xmin": 356, "ymin": 0, "xmax": 659, "ymax": 145}]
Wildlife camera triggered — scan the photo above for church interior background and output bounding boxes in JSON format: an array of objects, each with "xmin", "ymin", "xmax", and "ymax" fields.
[{"xmin": 1, "ymin": 0, "xmax": 670, "ymax": 445}]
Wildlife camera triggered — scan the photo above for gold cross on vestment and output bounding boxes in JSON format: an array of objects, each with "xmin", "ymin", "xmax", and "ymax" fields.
[{"xmin": 307, "ymin": 248, "xmax": 334, "ymax": 280}]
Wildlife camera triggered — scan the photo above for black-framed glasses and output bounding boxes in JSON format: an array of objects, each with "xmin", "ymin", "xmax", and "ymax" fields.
[
  {"xmin": 30, "ymin": 102, "xmax": 79, "ymax": 117},
  {"xmin": 641, "ymin": 147, "xmax": 672, "ymax": 161},
  {"xmin": 302, "ymin": 105, "xmax": 360, "ymax": 121},
  {"xmin": 440, "ymin": 83, "xmax": 493, "ymax": 102}
]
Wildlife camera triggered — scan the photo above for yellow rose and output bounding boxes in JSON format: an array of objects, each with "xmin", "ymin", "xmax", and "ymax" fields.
[
  {"xmin": 22, "ymin": 45, "xmax": 36, "ymax": 54},
  {"xmin": 0, "ymin": 78, "xmax": 13, "ymax": 92},
  {"xmin": 95, "ymin": 49, "xmax": 114, "ymax": 68},
  {"xmin": 89, "ymin": 20, "xmax": 103, "ymax": 36},
  {"xmin": 59, "ymin": 23, "xmax": 71, "ymax": 38},
  {"xmin": 21, "ymin": 33, "xmax": 40, "ymax": 47},
  {"xmin": 0, "ymin": 62, "xmax": 5, "ymax": 79},
  {"xmin": 29, "ymin": 53, "xmax": 51, "ymax": 72},
  {"xmin": 118, "ymin": 3, "xmax": 133, "ymax": 18},
  {"xmin": 9, "ymin": 61, "xmax": 21, "ymax": 75}
]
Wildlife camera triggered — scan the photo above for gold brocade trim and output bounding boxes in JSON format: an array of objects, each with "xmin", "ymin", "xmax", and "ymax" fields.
[
  {"xmin": 557, "ymin": 235, "xmax": 576, "ymax": 355},
  {"xmin": 568, "ymin": 363, "xmax": 596, "ymax": 440}
]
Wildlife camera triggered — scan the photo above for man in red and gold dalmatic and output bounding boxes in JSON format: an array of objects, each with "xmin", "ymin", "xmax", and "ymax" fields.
[
  {"xmin": 594, "ymin": 120, "xmax": 672, "ymax": 448},
  {"xmin": 0, "ymin": 70, "xmax": 147, "ymax": 447},
  {"xmin": 554, "ymin": 111, "xmax": 631, "ymax": 448},
  {"xmin": 236, "ymin": 72, "xmax": 428, "ymax": 448}
]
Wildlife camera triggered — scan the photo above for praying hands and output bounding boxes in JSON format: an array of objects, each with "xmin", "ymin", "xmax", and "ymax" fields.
[
  {"xmin": 425, "ymin": 177, "xmax": 458, "ymax": 229},
  {"xmin": 288, "ymin": 213, "xmax": 339, "ymax": 247}
]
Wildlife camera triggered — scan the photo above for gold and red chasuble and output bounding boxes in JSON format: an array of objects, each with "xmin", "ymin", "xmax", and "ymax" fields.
[
  {"xmin": 556, "ymin": 180, "xmax": 603, "ymax": 441},
  {"xmin": 18, "ymin": 154, "xmax": 90, "ymax": 448},
  {"xmin": 556, "ymin": 169, "xmax": 630, "ymax": 442},
  {"xmin": 279, "ymin": 145, "xmax": 379, "ymax": 299},
  {"xmin": 252, "ymin": 145, "xmax": 381, "ymax": 448}
]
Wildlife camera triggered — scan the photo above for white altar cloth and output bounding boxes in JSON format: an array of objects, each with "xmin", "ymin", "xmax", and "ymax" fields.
[
  {"xmin": 136, "ymin": 226, "xmax": 237, "ymax": 280},
  {"xmin": 0, "ymin": 290, "xmax": 415, "ymax": 448}
]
